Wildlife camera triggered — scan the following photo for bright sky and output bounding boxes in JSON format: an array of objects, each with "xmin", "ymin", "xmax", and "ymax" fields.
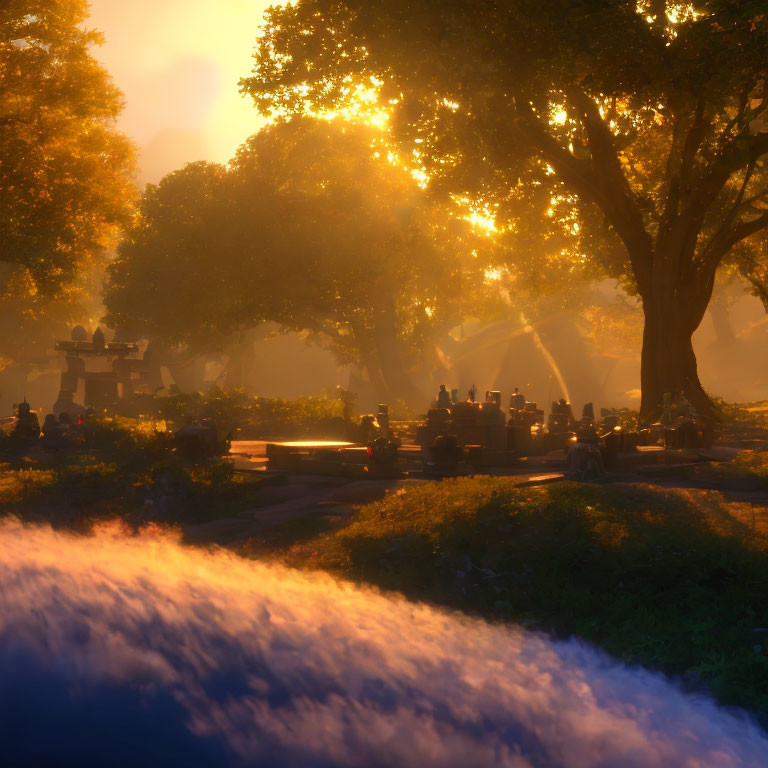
[{"xmin": 86, "ymin": 0, "xmax": 271, "ymax": 185}]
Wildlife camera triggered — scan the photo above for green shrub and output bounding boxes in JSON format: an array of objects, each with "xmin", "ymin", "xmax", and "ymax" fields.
[
  {"xmin": 297, "ymin": 477, "xmax": 768, "ymax": 713},
  {"xmin": 122, "ymin": 388, "xmax": 353, "ymax": 437},
  {"xmin": 712, "ymin": 397, "xmax": 768, "ymax": 431}
]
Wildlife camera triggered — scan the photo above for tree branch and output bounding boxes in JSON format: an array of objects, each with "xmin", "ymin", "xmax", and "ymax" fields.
[
  {"xmin": 564, "ymin": 87, "xmax": 654, "ymax": 292},
  {"xmin": 698, "ymin": 160, "xmax": 756, "ymax": 265},
  {"xmin": 702, "ymin": 209, "xmax": 768, "ymax": 270},
  {"xmin": 691, "ymin": 131, "xmax": 768, "ymax": 218},
  {"xmin": 512, "ymin": 93, "xmax": 654, "ymax": 293},
  {"xmin": 658, "ymin": 100, "xmax": 709, "ymax": 258}
]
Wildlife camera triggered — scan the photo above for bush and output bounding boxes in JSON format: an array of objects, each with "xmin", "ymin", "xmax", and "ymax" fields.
[
  {"xmin": 713, "ymin": 397, "xmax": 768, "ymax": 431},
  {"xmin": 295, "ymin": 477, "xmax": 768, "ymax": 713},
  {"xmin": 121, "ymin": 388, "xmax": 354, "ymax": 438}
]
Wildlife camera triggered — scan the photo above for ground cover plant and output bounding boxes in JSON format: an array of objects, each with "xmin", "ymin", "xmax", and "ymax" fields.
[
  {"xmin": 685, "ymin": 450, "xmax": 768, "ymax": 491},
  {"xmin": 0, "ymin": 416, "xmax": 268, "ymax": 529},
  {"xmin": 290, "ymin": 477, "xmax": 768, "ymax": 715},
  {"xmin": 121, "ymin": 388, "xmax": 355, "ymax": 439}
]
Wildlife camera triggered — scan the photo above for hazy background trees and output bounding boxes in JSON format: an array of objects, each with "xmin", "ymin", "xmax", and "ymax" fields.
[
  {"xmin": 2, "ymin": 1, "xmax": 767, "ymax": 415},
  {"xmin": 105, "ymin": 120, "xmax": 493, "ymax": 402},
  {"xmin": 244, "ymin": 0, "xmax": 768, "ymax": 419}
]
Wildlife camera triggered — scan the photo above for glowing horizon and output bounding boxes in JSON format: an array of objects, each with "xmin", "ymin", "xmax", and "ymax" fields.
[{"xmin": 87, "ymin": 0, "xmax": 271, "ymax": 184}]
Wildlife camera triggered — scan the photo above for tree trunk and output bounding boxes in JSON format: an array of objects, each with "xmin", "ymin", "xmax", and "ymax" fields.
[
  {"xmin": 639, "ymin": 291, "xmax": 716, "ymax": 424},
  {"xmin": 708, "ymin": 291, "xmax": 737, "ymax": 347},
  {"xmin": 370, "ymin": 298, "xmax": 424, "ymax": 406},
  {"xmin": 361, "ymin": 352, "xmax": 392, "ymax": 403}
]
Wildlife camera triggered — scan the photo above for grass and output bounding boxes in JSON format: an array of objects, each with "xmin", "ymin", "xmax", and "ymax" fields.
[
  {"xmin": 4, "ymin": 398, "xmax": 768, "ymax": 717},
  {"xmin": 686, "ymin": 450, "xmax": 768, "ymax": 489},
  {"xmin": 118, "ymin": 387, "xmax": 356, "ymax": 438},
  {"xmin": 290, "ymin": 477, "xmax": 768, "ymax": 714},
  {"xmin": 714, "ymin": 398, "xmax": 768, "ymax": 437},
  {"xmin": 0, "ymin": 458, "xmax": 275, "ymax": 528},
  {"xmin": 0, "ymin": 416, "xmax": 271, "ymax": 528}
]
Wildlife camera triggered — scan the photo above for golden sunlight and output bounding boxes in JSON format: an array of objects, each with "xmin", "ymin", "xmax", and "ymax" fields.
[
  {"xmin": 467, "ymin": 210, "xmax": 498, "ymax": 233},
  {"xmin": 87, "ymin": 0, "xmax": 272, "ymax": 183},
  {"xmin": 551, "ymin": 107, "xmax": 568, "ymax": 126}
]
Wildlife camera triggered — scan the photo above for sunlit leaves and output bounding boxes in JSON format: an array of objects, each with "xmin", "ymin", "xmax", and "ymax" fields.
[
  {"xmin": 243, "ymin": 0, "xmax": 768, "ymax": 302},
  {"xmin": 106, "ymin": 120, "xmax": 489, "ymax": 396},
  {"xmin": 0, "ymin": 0, "xmax": 136, "ymax": 297}
]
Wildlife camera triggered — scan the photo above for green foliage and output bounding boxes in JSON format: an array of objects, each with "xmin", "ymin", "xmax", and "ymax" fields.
[
  {"xmin": 717, "ymin": 450, "xmax": 768, "ymax": 480},
  {"xmin": 245, "ymin": 0, "xmax": 768, "ymax": 415},
  {"xmin": 0, "ymin": 467, "xmax": 55, "ymax": 502},
  {"xmin": 127, "ymin": 388, "xmax": 352, "ymax": 437},
  {"xmin": 105, "ymin": 120, "xmax": 488, "ymax": 400},
  {"xmin": 603, "ymin": 407, "xmax": 640, "ymax": 431},
  {"xmin": 53, "ymin": 461, "xmax": 127, "ymax": 503},
  {"xmin": 0, "ymin": 0, "xmax": 135, "ymax": 291},
  {"xmin": 0, "ymin": 413, "xmax": 266, "ymax": 526},
  {"xmin": 685, "ymin": 449, "xmax": 768, "ymax": 490},
  {"xmin": 715, "ymin": 398, "xmax": 768, "ymax": 431},
  {"xmin": 297, "ymin": 477, "xmax": 768, "ymax": 713},
  {"xmin": 103, "ymin": 162, "xmax": 234, "ymax": 347},
  {"xmin": 0, "ymin": 0, "xmax": 136, "ymax": 364}
]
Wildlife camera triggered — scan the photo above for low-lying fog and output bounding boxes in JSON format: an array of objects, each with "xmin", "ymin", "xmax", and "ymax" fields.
[{"xmin": 0, "ymin": 521, "xmax": 766, "ymax": 767}]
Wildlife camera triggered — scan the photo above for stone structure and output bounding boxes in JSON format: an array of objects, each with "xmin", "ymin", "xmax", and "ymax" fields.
[
  {"xmin": 11, "ymin": 399, "xmax": 40, "ymax": 446},
  {"xmin": 53, "ymin": 327, "xmax": 157, "ymax": 416},
  {"xmin": 174, "ymin": 418, "xmax": 220, "ymax": 461},
  {"xmin": 436, "ymin": 385, "xmax": 452, "ymax": 410}
]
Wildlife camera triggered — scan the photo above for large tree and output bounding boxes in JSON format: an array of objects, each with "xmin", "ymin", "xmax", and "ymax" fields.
[
  {"xmin": 0, "ymin": 0, "xmax": 135, "ymax": 347},
  {"xmin": 242, "ymin": 0, "xmax": 768, "ymax": 420},
  {"xmin": 105, "ymin": 120, "xmax": 483, "ymax": 401}
]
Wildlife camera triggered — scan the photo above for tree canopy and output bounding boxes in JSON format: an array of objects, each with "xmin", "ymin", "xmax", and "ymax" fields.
[
  {"xmin": 105, "ymin": 120, "xmax": 486, "ymax": 400},
  {"xmin": 243, "ymin": 0, "xmax": 768, "ymax": 420},
  {"xmin": 0, "ymin": 0, "xmax": 136, "ymax": 363}
]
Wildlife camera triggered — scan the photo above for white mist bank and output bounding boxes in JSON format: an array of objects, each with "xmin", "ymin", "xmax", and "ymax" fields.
[{"xmin": 0, "ymin": 520, "xmax": 765, "ymax": 768}]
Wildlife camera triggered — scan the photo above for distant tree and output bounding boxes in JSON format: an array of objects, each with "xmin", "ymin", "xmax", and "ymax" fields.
[
  {"xmin": 104, "ymin": 162, "xmax": 242, "ymax": 345},
  {"xmin": 105, "ymin": 120, "xmax": 484, "ymax": 401},
  {"xmin": 243, "ymin": 0, "xmax": 768, "ymax": 420},
  {"xmin": 0, "ymin": 0, "xmax": 136, "ymax": 365},
  {"xmin": 732, "ymin": 235, "xmax": 768, "ymax": 312}
]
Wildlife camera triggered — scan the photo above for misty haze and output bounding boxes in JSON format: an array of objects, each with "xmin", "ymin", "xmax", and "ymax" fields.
[{"xmin": 2, "ymin": 1, "xmax": 768, "ymax": 766}]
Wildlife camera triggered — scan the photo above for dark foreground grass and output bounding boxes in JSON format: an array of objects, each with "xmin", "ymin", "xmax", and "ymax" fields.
[
  {"xmin": 0, "ymin": 416, "xmax": 271, "ymax": 529},
  {"xmin": 292, "ymin": 477, "xmax": 768, "ymax": 714},
  {"xmin": 0, "ymin": 458, "xmax": 272, "ymax": 529}
]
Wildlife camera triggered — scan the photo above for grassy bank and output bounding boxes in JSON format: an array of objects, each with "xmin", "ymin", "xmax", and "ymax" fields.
[
  {"xmin": 0, "ymin": 416, "xmax": 268, "ymax": 529},
  {"xmin": 291, "ymin": 477, "xmax": 768, "ymax": 713},
  {"xmin": 686, "ymin": 449, "xmax": 768, "ymax": 490}
]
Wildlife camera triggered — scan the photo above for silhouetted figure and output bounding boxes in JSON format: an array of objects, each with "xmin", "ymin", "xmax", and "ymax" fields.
[
  {"xmin": 92, "ymin": 326, "xmax": 105, "ymax": 353},
  {"xmin": 357, "ymin": 414, "xmax": 375, "ymax": 443},
  {"xmin": 426, "ymin": 434, "xmax": 465, "ymax": 473},
  {"xmin": 11, "ymin": 399, "xmax": 40, "ymax": 446},
  {"xmin": 436, "ymin": 385, "xmax": 452, "ymax": 409},
  {"xmin": 367, "ymin": 436, "xmax": 399, "ymax": 465}
]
